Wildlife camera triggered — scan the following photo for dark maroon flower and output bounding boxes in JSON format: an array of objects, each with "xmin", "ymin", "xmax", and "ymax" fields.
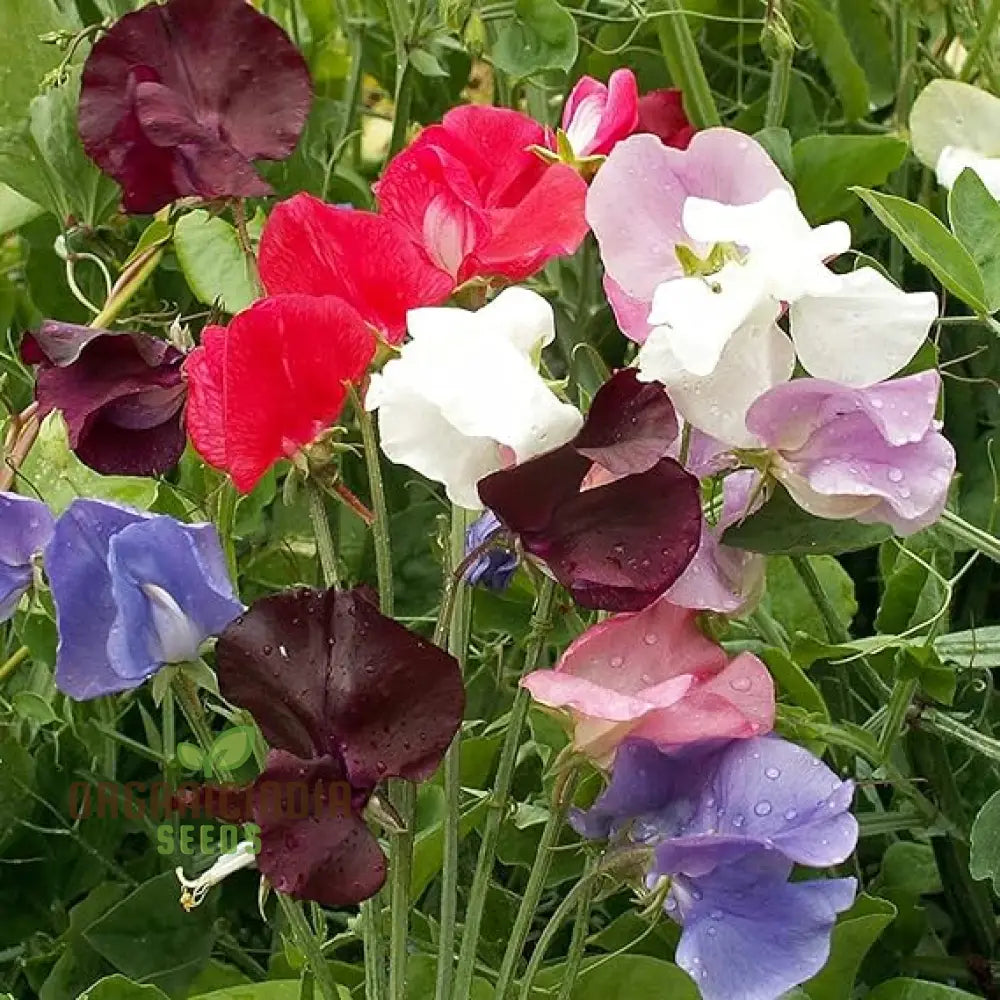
[
  {"xmin": 636, "ymin": 89, "xmax": 695, "ymax": 150},
  {"xmin": 21, "ymin": 321, "xmax": 186, "ymax": 476},
  {"xmin": 79, "ymin": 0, "xmax": 312, "ymax": 213},
  {"xmin": 215, "ymin": 587, "xmax": 464, "ymax": 906},
  {"xmin": 478, "ymin": 369, "xmax": 701, "ymax": 612}
]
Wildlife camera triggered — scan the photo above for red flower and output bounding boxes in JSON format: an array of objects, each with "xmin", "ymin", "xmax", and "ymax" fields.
[
  {"xmin": 636, "ymin": 89, "xmax": 695, "ymax": 150},
  {"xmin": 79, "ymin": 0, "xmax": 311, "ymax": 213},
  {"xmin": 184, "ymin": 295, "xmax": 375, "ymax": 492},
  {"xmin": 374, "ymin": 105, "xmax": 590, "ymax": 284},
  {"xmin": 258, "ymin": 195, "xmax": 454, "ymax": 344}
]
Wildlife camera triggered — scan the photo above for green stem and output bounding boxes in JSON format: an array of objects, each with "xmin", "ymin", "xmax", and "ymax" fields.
[
  {"xmin": 960, "ymin": 0, "xmax": 1000, "ymax": 82},
  {"xmin": 388, "ymin": 781, "xmax": 416, "ymax": 1000},
  {"xmin": 555, "ymin": 873, "xmax": 595, "ymax": 1000},
  {"xmin": 750, "ymin": 608, "xmax": 789, "ymax": 652},
  {"xmin": 518, "ymin": 858, "xmax": 598, "ymax": 1000},
  {"xmin": 763, "ymin": 48, "xmax": 792, "ymax": 127},
  {"xmin": 307, "ymin": 482, "xmax": 340, "ymax": 588},
  {"xmin": 97, "ymin": 698, "xmax": 117, "ymax": 779},
  {"xmin": 878, "ymin": 677, "xmax": 918, "ymax": 757},
  {"xmin": 938, "ymin": 508, "xmax": 1000, "ymax": 564},
  {"xmin": 354, "ymin": 390, "xmax": 394, "ymax": 616},
  {"xmin": 650, "ymin": 0, "xmax": 721, "ymax": 128},
  {"xmin": 277, "ymin": 894, "xmax": 340, "ymax": 1000},
  {"xmin": 918, "ymin": 706, "xmax": 1000, "ymax": 763},
  {"xmin": 361, "ymin": 900, "xmax": 386, "ymax": 1000},
  {"xmin": 89, "ymin": 244, "xmax": 164, "ymax": 329},
  {"xmin": 0, "ymin": 645, "xmax": 30, "ymax": 684},
  {"xmin": 454, "ymin": 578, "xmax": 557, "ymax": 1000},
  {"xmin": 789, "ymin": 555, "xmax": 891, "ymax": 699},
  {"xmin": 435, "ymin": 508, "xmax": 473, "ymax": 1000},
  {"xmin": 172, "ymin": 673, "xmax": 217, "ymax": 767},
  {"xmin": 494, "ymin": 767, "xmax": 581, "ymax": 997},
  {"xmin": 214, "ymin": 479, "xmax": 239, "ymax": 586}
]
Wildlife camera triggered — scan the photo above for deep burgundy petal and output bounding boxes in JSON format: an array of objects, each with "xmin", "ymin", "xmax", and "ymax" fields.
[
  {"xmin": 573, "ymin": 369, "xmax": 679, "ymax": 475},
  {"xmin": 532, "ymin": 459, "xmax": 701, "ymax": 611},
  {"xmin": 636, "ymin": 89, "xmax": 695, "ymax": 149},
  {"xmin": 216, "ymin": 588, "xmax": 465, "ymax": 788},
  {"xmin": 79, "ymin": 0, "xmax": 311, "ymax": 212},
  {"xmin": 252, "ymin": 750, "xmax": 386, "ymax": 906},
  {"xmin": 23, "ymin": 323, "xmax": 186, "ymax": 476}
]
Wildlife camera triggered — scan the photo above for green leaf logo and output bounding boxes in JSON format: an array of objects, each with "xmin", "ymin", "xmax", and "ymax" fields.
[{"xmin": 174, "ymin": 726, "xmax": 255, "ymax": 776}]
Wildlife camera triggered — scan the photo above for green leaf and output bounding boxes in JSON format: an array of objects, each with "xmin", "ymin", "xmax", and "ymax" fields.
[
  {"xmin": 759, "ymin": 648, "xmax": 830, "ymax": 720},
  {"xmin": 190, "ymin": 984, "xmax": 304, "ymax": 1000},
  {"xmin": 0, "ymin": 0, "xmax": 72, "ymax": 129},
  {"xmin": 208, "ymin": 726, "xmax": 256, "ymax": 771},
  {"xmin": 19, "ymin": 412, "xmax": 158, "ymax": 514},
  {"xmin": 868, "ymin": 981, "xmax": 982, "ymax": 1000},
  {"xmin": 12, "ymin": 690, "xmax": 59, "ymax": 725},
  {"xmin": 174, "ymin": 742, "xmax": 205, "ymax": 772},
  {"xmin": 492, "ymin": 0, "xmax": 578, "ymax": 78},
  {"xmin": 948, "ymin": 167, "xmax": 1000, "ymax": 312},
  {"xmin": 834, "ymin": 0, "xmax": 895, "ymax": 109},
  {"xmin": 0, "ymin": 736, "xmax": 36, "ymax": 848},
  {"xmin": 77, "ymin": 975, "xmax": 170, "ymax": 1000},
  {"xmin": 84, "ymin": 872, "xmax": 218, "ymax": 996},
  {"xmin": 766, "ymin": 555, "xmax": 858, "ymax": 639},
  {"xmin": 797, "ymin": 0, "xmax": 869, "ymax": 121},
  {"xmin": 802, "ymin": 894, "xmax": 896, "ymax": 1000},
  {"xmin": 408, "ymin": 48, "xmax": 450, "ymax": 77},
  {"xmin": 0, "ymin": 73, "xmax": 120, "ymax": 227},
  {"xmin": 793, "ymin": 134, "xmax": 907, "ymax": 223},
  {"xmin": 970, "ymin": 788, "xmax": 1000, "ymax": 893},
  {"xmin": 0, "ymin": 182, "xmax": 42, "ymax": 236},
  {"xmin": 753, "ymin": 127, "xmax": 794, "ymax": 181},
  {"xmin": 934, "ymin": 625, "xmax": 1000, "ymax": 668},
  {"xmin": 853, "ymin": 187, "xmax": 989, "ymax": 313},
  {"xmin": 531, "ymin": 955, "xmax": 700, "ymax": 998},
  {"xmin": 722, "ymin": 486, "xmax": 892, "ymax": 555},
  {"xmin": 174, "ymin": 209, "xmax": 258, "ymax": 315}
]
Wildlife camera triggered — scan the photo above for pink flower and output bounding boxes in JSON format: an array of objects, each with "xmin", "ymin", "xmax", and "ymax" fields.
[
  {"xmin": 560, "ymin": 70, "xmax": 639, "ymax": 157},
  {"xmin": 522, "ymin": 598, "xmax": 775, "ymax": 763},
  {"xmin": 374, "ymin": 105, "xmax": 589, "ymax": 284},
  {"xmin": 636, "ymin": 88, "xmax": 695, "ymax": 149}
]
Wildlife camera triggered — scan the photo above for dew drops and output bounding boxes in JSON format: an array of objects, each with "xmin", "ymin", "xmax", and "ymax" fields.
[
  {"xmin": 887, "ymin": 468, "xmax": 904, "ymax": 483},
  {"xmin": 262, "ymin": 644, "xmax": 273, "ymax": 656},
  {"xmin": 898, "ymin": 487, "xmax": 911, "ymax": 499},
  {"xmin": 643, "ymin": 633, "xmax": 658, "ymax": 645},
  {"xmin": 710, "ymin": 908, "xmax": 723, "ymax": 920},
  {"xmin": 732, "ymin": 814, "xmax": 745, "ymax": 828},
  {"xmin": 870, "ymin": 397, "xmax": 884, "ymax": 409},
  {"xmin": 754, "ymin": 800, "xmax": 772, "ymax": 817},
  {"xmin": 784, "ymin": 808, "xmax": 798, "ymax": 821},
  {"xmin": 610, "ymin": 655, "xmax": 624, "ymax": 668},
  {"xmin": 764, "ymin": 767, "xmax": 780, "ymax": 780},
  {"xmin": 729, "ymin": 676, "xmax": 752, "ymax": 692},
  {"xmin": 706, "ymin": 926, "xmax": 717, "ymax": 937},
  {"xmin": 664, "ymin": 896, "xmax": 677, "ymax": 911}
]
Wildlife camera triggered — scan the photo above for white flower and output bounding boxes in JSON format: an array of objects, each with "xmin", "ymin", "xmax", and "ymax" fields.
[
  {"xmin": 176, "ymin": 840, "xmax": 257, "ymax": 910},
  {"xmin": 639, "ymin": 189, "xmax": 936, "ymax": 405},
  {"xmin": 910, "ymin": 79, "xmax": 1000, "ymax": 196},
  {"xmin": 366, "ymin": 287, "xmax": 583, "ymax": 509}
]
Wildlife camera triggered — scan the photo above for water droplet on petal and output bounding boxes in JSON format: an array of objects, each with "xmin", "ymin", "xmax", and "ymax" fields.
[
  {"xmin": 710, "ymin": 908, "xmax": 723, "ymax": 920},
  {"xmin": 784, "ymin": 808, "xmax": 798, "ymax": 821},
  {"xmin": 765, "ymin": 767, "xmax": 780, "ymax": 780},
  {"xmin": 643, "ymin": 633, "xmax": 658, "ymax": 645},
  {"xmin": 887, "ymin": 468, "xmax": 904, "ymax": 483},
  {"xmin": 730, "ymin": 676, "xmax": 752, "ymax": 692},
  {"xmin": 610, "ymin": 655, "xmax": 624, "ymax": 668},
  {"xmin": 732, "ymin": 814, "xmax": 745, "ymax": 828},
  {"xmin": 754, "ymin": 800, "xmax": 772, "ymax": 817}
]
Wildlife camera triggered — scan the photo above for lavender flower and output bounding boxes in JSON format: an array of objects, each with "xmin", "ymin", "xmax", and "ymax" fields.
[
  {"xmin": 47, "ymin": 500, "xmax": 242, "ymax": 699},
  {"xmin": 463, "ymin": 511, "xmax": 518, "ymax": 590},
  {"xmin": 0, "ymin": 494, "xmax": 54, "ymax": 621},
  {"xmin": 574, "ymin": 737, "xmax": 858, "ymax": 1000}
]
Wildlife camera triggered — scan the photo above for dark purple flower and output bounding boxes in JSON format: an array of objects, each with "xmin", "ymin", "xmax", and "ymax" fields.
[
  {"xmin": 79, "ymin": 0, "xmax": 312, "ymax": 213},
  {"xmin": 0, "ymin": 494, "xmax": 54, "ymax": 621},
  {"xmin": 22, "ymin": 321, "xmax": 186, "ymax": 477},
  {"xmin": 574, "ymin": 737, "xmax": 858, "ymax": 1000},
  {"xmin": 478, "ymin": 369, "xmax": 701, "ymax": 611},
  {"xmin": 464, "ymin": 510, "xmax": 518, "ymax": 590},
  {"xmin": 48, "ymin": 500, "xmax": 242, "ymax": 699},
  {"xmin": 214, "ymin": 587, "xmax": 464, "ymax": 906}
]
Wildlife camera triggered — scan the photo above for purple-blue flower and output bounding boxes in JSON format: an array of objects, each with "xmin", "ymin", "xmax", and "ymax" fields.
[
  {"xmin": 574, "ymin": 737, "xmax": 858, "ymax": 1000},
  {"xmin": 0, "ymin": 494, "xmax": 54, "ymax": 621},
  {"xmin": 47, "ymin": 500, "xmax": 243, "ymax": 700},
  {"xmin": 463, "ymin": 510, "xmax": 518, "ymax": 590}
]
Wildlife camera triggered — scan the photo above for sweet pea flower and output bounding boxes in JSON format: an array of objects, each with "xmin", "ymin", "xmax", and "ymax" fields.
[
  {"xmin": 479, "ymin": 369, "xmax": 702, "ymax": 611},
  {"xmin": 559, "ymin": 70, "xmax": 639, "ymax": 158},
  {"xmin": 374, "ymin": 105, "xmax": 589, "ymax": 286},
  {"xmin": 588, "ymin": 129, "xmax": 938, "ymax": 443},
  {"xmin": 213, "ymin": 587, "xmax": 464, "ymax": 905},
  {"xmin": 79, "ymin": 0, "xmax": 311, "ymax": 213},
  {"xmin": 746, "ymin": 371, "xmax": 956, "ymax": 535},
  {"xmin": 47, "ymin": 500, "xmax": 242, "ymax": 700},
  {"xmin": 575, "ymin": 737, "xmax": 858, "ymax": 1000},
  {"xmin": 258, "ymin": 194, "xmax": 455, "ymax": 344},
  {"xmin": 636, "ymin": 88, "xmax": 695, "ymax": 149},
  {"xmin": 365, "ymin": 287, "xmax": 583, "ymax": 509},
  {"xmin": 184, "ymin": 295, "xmax": 376, "ymax": 492},
  {"xmin": 910, "ymin": 79, "xmax": 1000, "ymax": 197},
  {"xmin": 522, "ymin": 597, "xmax": 774, "ymax": 763},
  {"xmin": 463, "ymin": 511, "xmax": 518, "ymax": 591},
  {"xmin": 0, "ymin": 494, "xmax": 54, "ymax": 621},
  {"xmin": 22, "ymin": 321, "xmax": 186, "ymax": 477}
]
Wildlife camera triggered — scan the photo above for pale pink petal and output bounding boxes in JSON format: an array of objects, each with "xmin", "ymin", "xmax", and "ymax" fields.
[
  {"xmin": 521, "ymin": 670, "xmax": 691, "ymax": 721},
  {"xmin": 604, "ymin": 274, "xmax": 654, "ymax": 344}
]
